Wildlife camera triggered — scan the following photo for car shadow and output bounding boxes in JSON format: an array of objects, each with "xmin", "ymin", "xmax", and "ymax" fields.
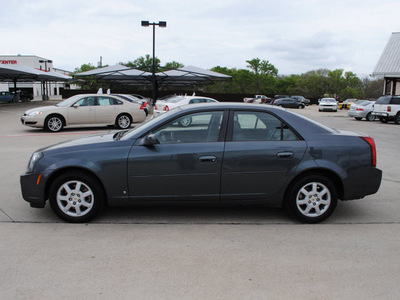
[{"xmin": 93, "ymin": 205, "xmax": 294, "ymax": 225}]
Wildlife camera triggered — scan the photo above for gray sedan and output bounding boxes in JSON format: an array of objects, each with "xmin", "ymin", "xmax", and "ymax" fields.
[
  {"xmin": 20, "ymin": 103, "xmax": 382, "ymax": 223},
  {"xmin": 348, "ymin": 101, "xmax": 376, "ymax": 121}
]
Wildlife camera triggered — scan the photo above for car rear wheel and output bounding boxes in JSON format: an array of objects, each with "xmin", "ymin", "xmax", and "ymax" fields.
[
  {"xmin": 49, "ymin": 171, "xmax": 104, "ymax": 223},
  {"xmin": 366, "ymin": 112, "xmax": 375, "ymax": 122},
  {"xmin": 380, "ymin": 117, "xmax": 388, "ymax": 123},
  {"xmin": 285, "ymin": 174, "xmax": 338, "ymax": 223},
  {"xmin": 45, "ymin": 115, "xmax": 64, "ymax": 132},
  {"xmin": 116, "ymin": 113, "xmax": 132, "ymax": 129},
  {"xmin": 395, "ymin": 113, "xmax": 400, "ymax": 124}
]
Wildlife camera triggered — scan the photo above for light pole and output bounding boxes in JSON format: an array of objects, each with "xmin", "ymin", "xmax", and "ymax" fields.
[
  {"xmin": 141, "ymin": 20, "xmax": 166, "ymax": 108},
  {"xmin": 39, "ymin": 59, "xmax": 52, "ymax": 100}
]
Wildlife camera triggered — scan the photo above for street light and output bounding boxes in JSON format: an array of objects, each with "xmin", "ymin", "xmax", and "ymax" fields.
[
  {"xmin": 39, "ymin": 59, "xmax": 52, "ymax": 100},
  {"xmin": 141, "ymin": 20, "xmax": 167, "ymax": 107}
]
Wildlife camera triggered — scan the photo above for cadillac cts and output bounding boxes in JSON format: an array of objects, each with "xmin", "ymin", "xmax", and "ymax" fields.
[{"xmin": 20, "ymin": 103, "xmax": 382, "ymax": 223}]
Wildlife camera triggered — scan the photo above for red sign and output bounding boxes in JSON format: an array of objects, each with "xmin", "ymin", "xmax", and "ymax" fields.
[{"xmin": 1, "ymin": 60, "xmax": 17, "ymax": 64}]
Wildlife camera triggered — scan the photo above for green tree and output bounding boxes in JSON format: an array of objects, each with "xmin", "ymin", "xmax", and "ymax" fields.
[
  {"xmin": 73, "ymin": 63, "xmax": 103, "ymax": 90},
  {"xmin": 121, "ymin": 54, "xmax": 161, "ymax": 71},
  {"xmin": 164, "ymin": 61, "xmax": 184, "ymax": 70},
  {"xmin": 246, "ymin": 58, "xmax": 278, "ymax": 93}
]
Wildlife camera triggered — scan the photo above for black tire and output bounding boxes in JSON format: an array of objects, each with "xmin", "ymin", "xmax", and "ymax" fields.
[
  {"xmin": 49, "ymin": 171, "xmax": 104, "ymax": 223},
  {"xmin": 380, "ymin": 117, "xmax": 388, "ymax": 123},
  {"xmin": 298, "ymin": 105, "xmax": 305, "ymax": 109},
  {"xmin": 366, "ymin": 112, "xmax": 375, "ymax": 122},
  {"xmin": 44, "ymin": 115, "xmax": 64, "ymax": 132},
  {"xmin": 395, "ymin": 113, "xmax": 400, "ymax": 125},
  {"xmin": 178, "ymin": 116, "xmax": 192, "ymax": 127},
  {"xmin": 285, "ymin": 174, "xmax": 338, "ymax": 223},
  {"xmin": 116, "ymin": 113, "xmax": 132, "ymax": 129},
  {"xmin": 355, "ymin": 117, "xmax": 362, "ymax": 121}
]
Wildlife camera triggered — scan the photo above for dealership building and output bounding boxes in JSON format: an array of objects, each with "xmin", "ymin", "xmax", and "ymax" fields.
[{"xmin": 0, "ymin": 55, "xmax": 72, "ymax": 100}]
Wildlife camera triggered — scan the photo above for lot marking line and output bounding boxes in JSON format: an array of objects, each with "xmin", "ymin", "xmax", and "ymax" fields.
[{"xmin": 0, "ymin": 131, "xmax": 103, "ymax": 138}]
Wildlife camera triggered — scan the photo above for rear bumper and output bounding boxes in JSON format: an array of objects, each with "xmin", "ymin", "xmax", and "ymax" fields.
[{"xmin": 342, "ymin": 167, "xmax": 382, "ymax": 200}]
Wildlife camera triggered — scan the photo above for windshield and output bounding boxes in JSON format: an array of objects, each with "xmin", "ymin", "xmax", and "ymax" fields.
[
  {"xmin": 56, "ymin": 95, "xmax": 84, "ymax": 107},
  {"xmin": 165, "ymin": 96, "xmax": 186, "ymax": 103},
  {"xmin": 321, "ymin": 98, "xmax": 336, "ymax": 103},
  {"xmin": 121, "ymin": 108, "xmax": 180, "ymax": 140}
]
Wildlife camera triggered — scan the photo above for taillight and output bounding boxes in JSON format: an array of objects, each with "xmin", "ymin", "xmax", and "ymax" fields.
[
  {"xmin": 140, "ymin": 104, "xmax": 144, "ymax": 110},
  {"xmin": 164, "ymin": 105, "xmax": 169, "ymax": 111},
  {"xmin": 155, "ymin": 105, "xmax": 158, "ymax": 110},
  {"xmin": 361, "ymin": 136, "xmax": 377, "ymax": 167},
  {"xmin": 387, "ymin": 106, "xmax": 391, "ymax": 112},
  {"xmin": 356, "ymin": 108, "xmax": 364, "ymax": 111}
]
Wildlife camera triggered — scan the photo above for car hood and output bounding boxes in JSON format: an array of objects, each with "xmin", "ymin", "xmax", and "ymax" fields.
[
  {"xmin": 39, "ymin": 132, "xmax": 131, "ymax": 153},
  {"xmin": 24, "ymin": 105, "xmax": 61, "ymax": 114}
]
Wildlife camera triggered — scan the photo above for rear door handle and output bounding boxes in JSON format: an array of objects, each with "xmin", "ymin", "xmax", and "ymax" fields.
[
  {"xmin": 198, "ymin": 155, "xmax": 217, "ymax": 162},
  {"xmin": 276, "ymin": 151, "xmax": 294, "ymax": 159}
]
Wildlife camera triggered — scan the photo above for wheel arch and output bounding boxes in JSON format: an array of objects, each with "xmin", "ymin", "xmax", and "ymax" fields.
[
  {"xmin": 284, "ymin": 168, "xmax": 344, "ymax": 201},
  {"xmin": 45, "ymin": 113, "xmax": 67, "ymax": 126},
  {"xmin": 44, "ymin": 167, "xmax": 107, "ymax": 204}
]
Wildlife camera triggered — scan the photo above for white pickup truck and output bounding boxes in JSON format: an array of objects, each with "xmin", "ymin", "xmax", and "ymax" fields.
[
  {"xmin": 243, "ymin": 95, "xmax": 271, "ymax": 104},
  {"xmin": 372, "ymin": 95, "xmax": 400, "ymax": 124}
]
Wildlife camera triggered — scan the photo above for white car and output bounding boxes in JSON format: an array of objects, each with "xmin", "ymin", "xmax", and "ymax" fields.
[
  {"xmin": 21, "ymin": 94, "xmax": 146, "ymax": 132},
  {"xmin": 154, "ymin": 96, "xmax": 218, "ymax": 124},
  {"xmin": 318, "ymin": 98, "xmax": 338, "ymax": 112}
]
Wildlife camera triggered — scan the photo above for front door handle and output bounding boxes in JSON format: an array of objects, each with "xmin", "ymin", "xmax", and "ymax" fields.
[
  {"xmin": 276, "ymin": 151, "xmax": 294, "ymax": 159},
  {"xmin": 198, "ymin": 155, "xmax": 217, "ymax": 162}
]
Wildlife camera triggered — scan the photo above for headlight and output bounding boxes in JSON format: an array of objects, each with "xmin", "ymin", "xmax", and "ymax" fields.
[
  {"xmin": 26, "ymin": 152, "xmax": 44, "ymax": 173},
  {"xmin": 27, "ymin": 111, "xmax": 42, "ymax": 117}
]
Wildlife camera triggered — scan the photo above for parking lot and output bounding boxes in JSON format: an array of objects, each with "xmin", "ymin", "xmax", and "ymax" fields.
[{"xmin": 1, "ymin": 101, "xmax": 400, "ymax": 299}]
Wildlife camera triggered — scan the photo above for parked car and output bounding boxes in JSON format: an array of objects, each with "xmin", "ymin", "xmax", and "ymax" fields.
[
  {"xmin": 319, "ymin": 98, "xmax": 338, "ymax": 112},
  {"xmin": 0, "ymin": 91, "xmax": 18, "ymax": 103},
  {"xmin": 348, "ymin": 101, "xmax": 376, "ymax": 121},
  {"xmin": 272, "ymin": 98, "xmax": 305, "ymax": 109},
  {"xmin": 15, "ymin": 90, "xmax": 34, "ymax": 102},
  {"xmin": 371, "ymin": 95, "xmax": 400, "ymax": 124},
  {"xmin": 20, "ymin": 103, "xmax": 382, "ymax": 223},
  {"xmin": 21, "ymin": 94, "xmax": 146, "ymax": 132},
  {"xmin": 113, "ymin": 94, "xmax": 149, "ymax": 116},
  {"xmin": 154, "ymin": 95, "xmax": 218, "ymax": 126},
  {"xmin": 291, "ymin": 95, "xmax": 310, "ymax": 106},
  {"xmin": 243, "ymin": 95, "xmax": 272, "ymax": 104},
  {"xmin": 338, "ymin": 99, "xmax": 357, "ymax": 110}
]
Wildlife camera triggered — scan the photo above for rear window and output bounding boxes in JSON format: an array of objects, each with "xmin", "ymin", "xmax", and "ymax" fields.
[{"xmin": 375, "ymin": 96, "xmax": 392, "ymax": 104}]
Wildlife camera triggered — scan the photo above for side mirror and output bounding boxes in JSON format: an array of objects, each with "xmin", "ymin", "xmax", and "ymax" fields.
[
  {"xmin": 142, "ymin": 133, "xmax": 160, "ymax": 146},
  {"xmin": 73, "ymin": 103, "xmax": 80, "ymax": 108}
]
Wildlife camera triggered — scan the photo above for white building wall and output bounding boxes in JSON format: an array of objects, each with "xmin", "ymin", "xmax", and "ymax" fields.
[{"xmin": 0, "ymin": 55, "xmax": 70, "ymax": 100}]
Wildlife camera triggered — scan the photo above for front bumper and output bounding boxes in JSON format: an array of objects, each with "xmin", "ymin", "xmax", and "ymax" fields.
[
  {"xmin": 20, "ymin": 172, "xmax": 47, "ymax": 208},
  {"xmin": 21, "ymin": 116, "xmax": 42, "ymax": 127},
  {"xmin": 319, "ymin": 106, "xmax": 337, "ymax": 111}
]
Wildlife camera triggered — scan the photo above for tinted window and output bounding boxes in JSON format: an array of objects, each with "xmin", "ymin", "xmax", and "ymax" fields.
[
  {"xmin": 75, "ymin": 97, "xmax": 96, "ymax": 106},
  {"xmin": 232, "ymin": 111, "xmax": 299, "ymax": 141},
  {"xmin": 153, "ymin": 111, "xmax": 224, "ymax": 144},
  {"xmin": 375, "ymin": 96, "xmax": 391, "ymax": 104},
  {"xmin": 392, "ymin": 97, "xmax": 400, "ymax": 105}
]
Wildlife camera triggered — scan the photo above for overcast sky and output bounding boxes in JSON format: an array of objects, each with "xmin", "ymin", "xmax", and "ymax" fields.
[{"xmin": 2, "ymin": 0, "xmax": 399, "ymax": 77}]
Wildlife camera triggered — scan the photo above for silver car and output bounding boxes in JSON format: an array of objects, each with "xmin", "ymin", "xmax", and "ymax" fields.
[
  {"xmin": 348, "ymin": 101, "xmax": 376, "ymax": 121},
  {"xmin": 318, "ymin": 98, "xmax": 338, "ymax": 112}
]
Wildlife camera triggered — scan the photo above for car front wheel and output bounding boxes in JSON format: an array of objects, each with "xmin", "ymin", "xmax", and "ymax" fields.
[
  {"xmin": 49, "ymin": 171, "xmax": 104, "ymax": 223},
  {"xmin": 45, "ymin": 115, "xmax": 64, "ymax": 132},
  {"xmin": 285, "ymin": 174, "xmax": 338, "ymax": 223}
]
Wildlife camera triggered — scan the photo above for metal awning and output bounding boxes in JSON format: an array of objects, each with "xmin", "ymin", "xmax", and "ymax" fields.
[
  {"xmin": 73, "ymin": 64, "xmax": 231, "ymax": 87},
  {"xmin": 0, "ymin": 64, "xmax": 72, "ymax": 82},
  {"xmin": 372, "ymin": 32, "xmax": 400, "ymax": 77}
]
